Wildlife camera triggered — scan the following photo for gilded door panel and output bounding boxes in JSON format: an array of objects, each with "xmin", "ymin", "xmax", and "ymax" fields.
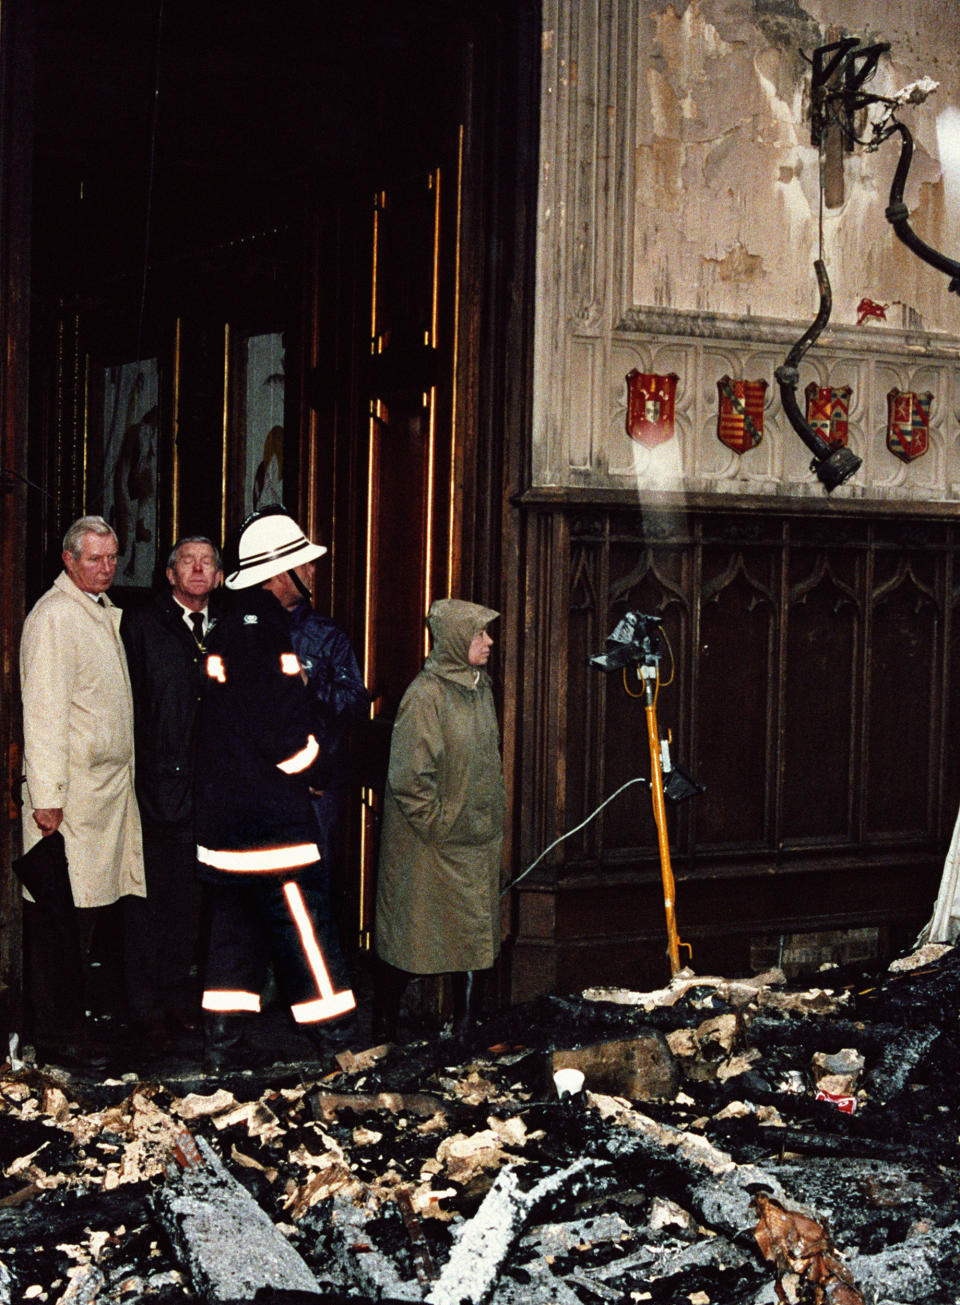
[{"xmin": 365, "ymin": 173, "xmax": 442, "ymax": 718}]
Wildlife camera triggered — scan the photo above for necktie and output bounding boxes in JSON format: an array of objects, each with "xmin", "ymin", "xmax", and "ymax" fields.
[{"xmin": 189, "ymin": 612, "xmax": 205, "ymax": 646}]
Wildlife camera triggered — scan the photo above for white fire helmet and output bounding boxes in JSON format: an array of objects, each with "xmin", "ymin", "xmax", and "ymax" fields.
[{"xmin": 226, "ymin": 511, "xmax": 328, "ymax": 589}]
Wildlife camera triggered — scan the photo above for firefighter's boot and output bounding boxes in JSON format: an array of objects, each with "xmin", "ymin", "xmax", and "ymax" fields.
[
  {"xmin": 203, "ymin": 1012, "xmax": 250, "ymax": 1072},
  {"xmin": 371, "ymin": 960, "xmax": 408, "ymax": 1043}
]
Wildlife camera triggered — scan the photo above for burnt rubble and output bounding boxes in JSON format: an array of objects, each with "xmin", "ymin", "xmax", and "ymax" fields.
[{"xmin": 1, "ymin": 944, "xmax": 960, "ymax": 1303}]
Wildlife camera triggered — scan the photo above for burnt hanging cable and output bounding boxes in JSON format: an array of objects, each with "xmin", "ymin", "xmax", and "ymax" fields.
[
  {"xmin": 885, "ymin": 119, "xmax": 960, "ymax": 294},
  {"xmin": 773, "ymin": 88, "xmax": 861, "ymax": 493},
  {"xmin": 774, "ymin": 257, "xmax": 862, "ymax": 491},
  {"xmin": 134, "ymin": 0, "xmax": 166, "ymax": 369},
  {"xmin": 818, "ymin": 101, "xmax": 825, "ymax": 265}
]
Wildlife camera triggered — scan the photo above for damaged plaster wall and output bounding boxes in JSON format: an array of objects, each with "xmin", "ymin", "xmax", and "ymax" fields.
[
  {"xmin": 632, "ymin": 0, "xmax": 960, "ymax": 325},
  {"xmin": 533, "ymin": 0, "xmax": 960, "ymax": 500}
]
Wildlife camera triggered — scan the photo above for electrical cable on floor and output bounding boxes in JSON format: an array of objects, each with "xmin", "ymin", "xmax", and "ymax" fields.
[{"xmin": 501, "ymin": 775, "xmax": 649, "ymax": 897}]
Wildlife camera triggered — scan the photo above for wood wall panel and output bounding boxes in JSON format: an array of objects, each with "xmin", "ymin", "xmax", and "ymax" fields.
[
  {"xmin": 782, "ymin": 546, "xmax": 859, "ymax": 842},
  {"xmin": 864, "ymin": 553, "xmax": 940, "ymax": 838},
  {"xmin": 697, "ymin": 564, "xmax": 776, "ymax": 847},
  {"xmin": 508, "ymin": 499, "xmax": 960, "ymax": 1000}
]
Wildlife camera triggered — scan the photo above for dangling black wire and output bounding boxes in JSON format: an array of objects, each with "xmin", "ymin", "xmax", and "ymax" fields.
[{"xmin": 134, "ymin": 0, "xmax": 165, "ymax": 370}]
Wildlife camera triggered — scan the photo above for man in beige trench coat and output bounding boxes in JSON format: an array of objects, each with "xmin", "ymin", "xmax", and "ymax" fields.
[{"xmin": 20, "ymin": 514, "xmax": 146, "ymax": 1063}]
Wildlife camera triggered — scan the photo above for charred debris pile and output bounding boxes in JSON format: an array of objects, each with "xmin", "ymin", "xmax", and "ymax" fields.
[{"xmin": 1, "ymin": 945, "xmax": 960, "ymax": 1304}]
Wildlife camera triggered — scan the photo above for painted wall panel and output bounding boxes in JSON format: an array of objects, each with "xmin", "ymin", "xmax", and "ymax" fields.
[{"xmin": 533, "ymin": 0, "xmax": 960, "ymax": 500}]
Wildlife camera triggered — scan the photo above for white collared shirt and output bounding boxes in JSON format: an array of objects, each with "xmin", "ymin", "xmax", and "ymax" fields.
[{"xmin": 172, "ymin": 594, "xmax": 209, "ymax": 637}]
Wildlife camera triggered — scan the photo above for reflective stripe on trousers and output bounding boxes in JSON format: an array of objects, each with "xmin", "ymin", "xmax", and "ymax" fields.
[{"xmin": 201, "ymin": 870, "xmax": 354, "ymax": 1022}]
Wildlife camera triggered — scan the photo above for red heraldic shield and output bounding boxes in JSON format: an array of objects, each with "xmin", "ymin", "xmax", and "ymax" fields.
[
  {"xmin": 804, "ymin": 383, "xmax": 852, "ymax": 448},
  {"xmin": 625, "ymin": 370, "xmax": 679, "ymax": 448},
  {"xmin": 886, "ymin": 388, "xmax": 932, "ymax": 463},
  {"xmin": 717, "ymin": 376, "xmax": 767, "ymax": 454}
]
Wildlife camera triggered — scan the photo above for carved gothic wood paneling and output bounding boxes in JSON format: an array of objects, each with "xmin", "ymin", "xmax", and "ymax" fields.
[
  {"xmin": 782, "ymin": 529, "xmax": 860, "ymax": 842},
  {"xmin": 510, "ymin": 500, "xmax": 960, "ymax": 1000}
]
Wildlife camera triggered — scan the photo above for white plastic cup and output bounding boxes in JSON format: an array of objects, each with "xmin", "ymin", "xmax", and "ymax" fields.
[{"xmin": 553, "ymin": 1067, "xmax": 586, "ymax": 1100}]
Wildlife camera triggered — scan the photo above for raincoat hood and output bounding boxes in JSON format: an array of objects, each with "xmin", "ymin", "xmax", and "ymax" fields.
[{"xmin": 424, "ymin": 598, "xmax": 499, "ymax": 685}]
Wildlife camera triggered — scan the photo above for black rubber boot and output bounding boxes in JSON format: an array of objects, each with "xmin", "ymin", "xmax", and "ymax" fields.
[
  {"xmin": 298, "ymin": 1011, "xmax": 360, "ymax": 1060},
  {"xmin": 202, "ymin": 1012, "xmax": 248, "ymax": 1072},
  {"xmin": 371, "ymin": 960, "xmax": 409, "ymax": 1043},
  {"xmin": 451, "ymin": 969, "xmax": 480, "ymax": 1037}
]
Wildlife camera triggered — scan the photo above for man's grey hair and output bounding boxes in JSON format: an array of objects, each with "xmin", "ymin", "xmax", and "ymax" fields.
[
  {"xmin": 167, "ymin": 535, "xmax": 222, "ymax": 570},
  {"xmin": 62, "ymin": 515, "xmax": 117, "ymax": 559}
]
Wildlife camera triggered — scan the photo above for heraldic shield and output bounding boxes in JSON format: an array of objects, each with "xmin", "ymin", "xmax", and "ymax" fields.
[
  {"xmin": 887, "ymin": 388, "xmax": 932, "ymax": 463},
  {"xmin": 805, "ymin": 383, "xmax": 851, "ymax": 448},
  {"xmin": 717, "ymin": 376, "xmax": 767, "ymax": 454},
  {"xmin": 625, "ymin": 370, "xmax": 678, "ymax": 448}
]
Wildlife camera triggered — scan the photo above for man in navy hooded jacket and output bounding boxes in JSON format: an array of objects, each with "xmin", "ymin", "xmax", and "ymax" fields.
[{"xmin": 258, "ymin": 526, "xmax": 369, "ymax": 890}]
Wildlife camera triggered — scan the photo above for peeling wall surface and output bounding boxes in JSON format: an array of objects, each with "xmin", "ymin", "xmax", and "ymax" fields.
[{"xmin": 533, "ymin": 0, "xmax": 960, "ymax": 501}]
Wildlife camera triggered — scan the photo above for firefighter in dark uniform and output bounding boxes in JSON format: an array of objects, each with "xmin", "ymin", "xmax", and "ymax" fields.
[{"xmin": 195, "ymin": 512, "xmax": 356, "ymax": 1069}]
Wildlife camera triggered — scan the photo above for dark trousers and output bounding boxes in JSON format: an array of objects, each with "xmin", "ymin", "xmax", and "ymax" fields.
[
  {"xmin": 24, "ymin": 900, "xmax": 123, "ymax": 1044},
  {"xmin": 202, "ymin": 865, "xmax": 352, "ymax": 1023},
  {"xmin": 311, "ymin": 792, "xmax": 348, "ymax": 934},
  {"xmin": 123, "ymin": 827, "xmax": 204, "ymax": 1025}
]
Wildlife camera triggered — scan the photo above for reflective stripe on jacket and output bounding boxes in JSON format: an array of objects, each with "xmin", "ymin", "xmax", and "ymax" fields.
[{"xmin": 195, "ymin": 587, "xmax": 323, "ymax": 878}]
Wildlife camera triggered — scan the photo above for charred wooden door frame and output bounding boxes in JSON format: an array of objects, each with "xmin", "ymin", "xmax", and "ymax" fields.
[
  {"xmin": 294, "ymin": 0, "xmax": 543, "ymax": 970},
  {"xmin": 0, "ymin": 0, "xmax": 33, "ymax": 1036}
]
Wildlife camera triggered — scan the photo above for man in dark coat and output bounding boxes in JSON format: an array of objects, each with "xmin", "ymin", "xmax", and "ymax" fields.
[
  {"xmin": 195, "ymin": 511, "xmax": 357, "ymax": 1068},
  {"xmin": 120, "ymin": 536, "xmax": 223, "ymax": 1044}
]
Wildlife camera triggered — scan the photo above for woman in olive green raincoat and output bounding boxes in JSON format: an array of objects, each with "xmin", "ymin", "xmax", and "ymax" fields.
[{"xmin": 374, "ymin": 599, "xmax": 505, "ymax": 1031}]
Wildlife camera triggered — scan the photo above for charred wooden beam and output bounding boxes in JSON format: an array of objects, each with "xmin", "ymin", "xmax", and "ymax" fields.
[
  {"xmin": 310, "ymin": 1089, "xmax": 448, "ymax": 1122},
  {"xmin": 397, "ymin": 1187, "xmax": 439, "ymax": 1285},
  {"xmin": 425, "ymin": 1157, "xmax": 608, "ymax": 1305},
  {"xmin": 318, "ymin": 1191, "xmax": 425, "ymax": 1301},
  {"xmin": 549, "ymin": 1031, "xmax": 679, "ymax": 1101},
  {"xmin": 155, "ymin": 1135, "xmax": 321, "ymax": 1301},
  {"xmin": 587, "ymin": 1094, "xmax": 789, "ymax": 1245},
  {"xmin": 710, "ymin": 1121, "xmax": 934, "ymax": 1164}
]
